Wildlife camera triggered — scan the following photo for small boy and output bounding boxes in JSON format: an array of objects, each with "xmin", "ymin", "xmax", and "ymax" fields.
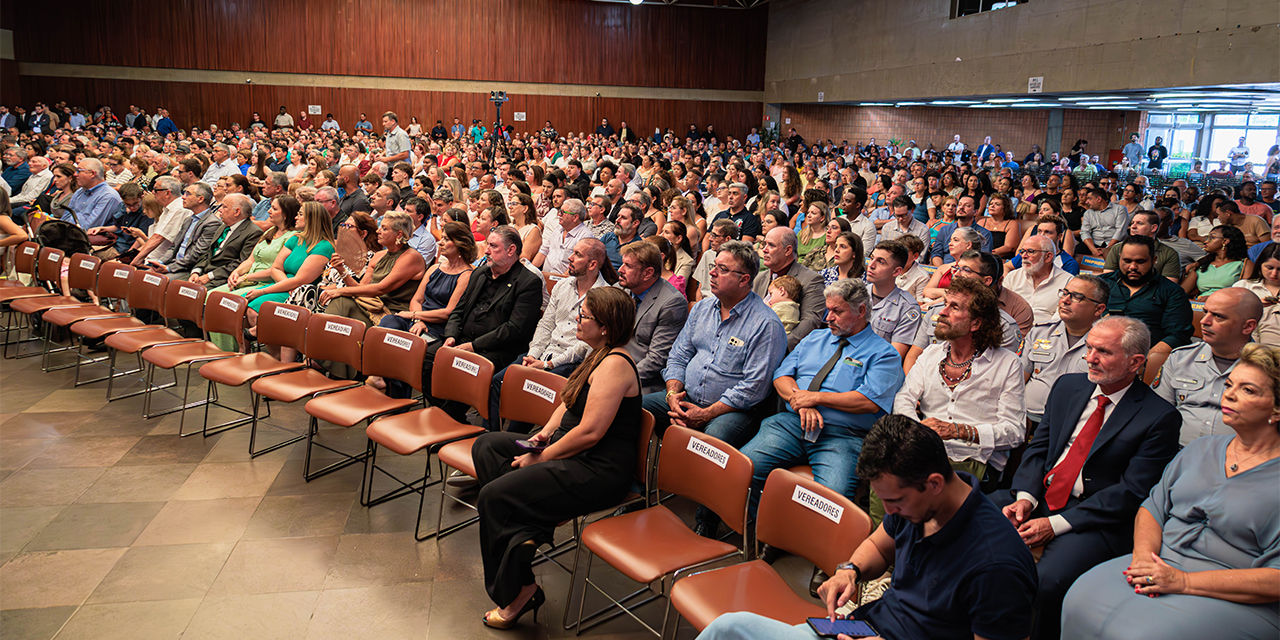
[{"xmin": 766, "ymin": 274, "xmax": 803, "ymax": 334}]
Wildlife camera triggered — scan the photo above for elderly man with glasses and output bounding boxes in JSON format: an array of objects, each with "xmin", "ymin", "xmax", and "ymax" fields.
[
  {"xmin": 67, "ymin": 158, "xmax": 123, "ymax": 230},
  {"xmin": 1005, "ymin": 234, "xmax": 1076, "ymax": 324},
  {"xmin": 1021, "ymin": 274, "xmax": 1110, "ymax": 425}
]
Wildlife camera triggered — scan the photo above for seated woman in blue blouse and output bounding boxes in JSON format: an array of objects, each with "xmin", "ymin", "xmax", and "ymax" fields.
[{"xmin": 1061, "ymin": 343, "xmax": 1280, "ymax": 640}]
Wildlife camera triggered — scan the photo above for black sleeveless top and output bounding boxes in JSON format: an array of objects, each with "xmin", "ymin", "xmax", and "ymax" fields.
[{"xmin": 551, "ymin": 351, "xmax": 642, "ymax": 449}]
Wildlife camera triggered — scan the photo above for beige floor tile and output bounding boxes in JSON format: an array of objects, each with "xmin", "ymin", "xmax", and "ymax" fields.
[
  {"xmin": 86, "ymin": 542, "xmax": 234, "ymax": 604},
  {"xmin": 303, "ymin": 583, "xmax": 434, "ymax": 640},
  {"xmin": 75, "ymin": 464, "xmax": 198, "ymax": 504},
  {"xmin": 24, "ymin": 390, "xmax": 112, "ymax": 414},
  {"xmin": 265, "ymin": 458, "xmax": 365, "ymax": 496},
  {"xmin": 0, "ymin": 506, "xmax": 66, "ymax": 553},
  {"xmin": 199, "ymin": 429, "xmax": 295, "ymax": 463},
  {"xmin": 25, "ymin": 436, "xmax": 142, "ymax": 469},
  {"xmin": 207, "ymin": 536, "xmax": 339, "ymax": 597},
  {"xmin": 0, "ymin": 468, "xmax": 107, "ymax": 507},
  {"xmin": 23, "ymin": 501, "xmax": 166, "ymax": 551},
  {"xmin": 323, "ymin": 532, "xmax": 439, "ymax": 589},
  {"xmin": 114, "ymin": 434, "xmax": 224, "ymax": 466},
  {"xmin": 65, "ymin": 416, "xmax": 160, "ymax": 438},
  {"xmin": 425, "ymin": 574, "xmax": 543, "ymax": 640},
  {"xmin": 0, "ymin": 606, "xmax": 78, "ymax": 640},
  {"xmin": 0, "ymin": 439, "xmax": 54, "ymax": 470},
  {"xmin": 0, "ymin": 547, "xmax": 127, "ymax": 609},
  {"xmin": 182, "ymin": 591, "xmax": 321, "ymax": 640},
  {"xmin": 54, "ymin": 598, "xmax": 203, "ymax": 640},
  {"xmin": 172, "ymin": 460, "xmax": 286, "ymax": 500},
  {"xmin": 241, "ymin": 493, "xmax": 356, "ymax": 540},
  {"xmin": 132, "ymin": 497, "xmax": 262, "ymax": 546},
  {"xmin": 0, "ymin": 412, "xmax": 94, "ymax": 440}
]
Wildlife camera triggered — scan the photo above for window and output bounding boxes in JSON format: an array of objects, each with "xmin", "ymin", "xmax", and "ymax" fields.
[
  {"xmin": 953, "ymin": 0, "xmax": 1027, "ymax": 18},
  {"xmin": 1207, "ymin": 114, "xmax": 1280, "ymax": 168}
]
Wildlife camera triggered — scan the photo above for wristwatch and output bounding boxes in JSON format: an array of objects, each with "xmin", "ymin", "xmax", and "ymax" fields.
[{"xmin": 834, "ymin": 562, "xmax": 863, "ymax": 583}]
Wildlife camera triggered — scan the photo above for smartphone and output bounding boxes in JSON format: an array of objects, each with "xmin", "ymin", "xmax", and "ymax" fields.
[
  {"xmin": 806, "ymin": 617, "xmax": 877, "ymax": 638},
  {"xmin": 514, "ymin": 439, "xmax": 548, "ymax": 452}
]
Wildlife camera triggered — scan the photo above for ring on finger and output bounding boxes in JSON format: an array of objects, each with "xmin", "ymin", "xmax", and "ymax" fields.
[{"xmin": 1146, "ymin": 576, "xmax": 1154, "ymax": 585}]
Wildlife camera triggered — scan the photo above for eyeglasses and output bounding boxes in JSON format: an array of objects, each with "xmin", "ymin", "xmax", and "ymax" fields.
[
  {"xmin": 1016, "ymin": 249, "xmax": 1049, "ymax": 257},
  {"xmin": 1058, "ymin": 289, "xmax": 1105, "ymax": 304},
  {"xmin": 709, "ymin": 264, "xmax": 749, "ymax": 277},
  {"xmin": 575, "ymin": 311, "xmax": 596, "ymax": 322},
  {"xmin": 953, "ymin": 265, "xmax": 986, "ymax": 278}
]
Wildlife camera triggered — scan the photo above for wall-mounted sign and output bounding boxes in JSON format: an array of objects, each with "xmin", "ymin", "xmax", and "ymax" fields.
[
  {"xmin": 513, "ymin": 112, "xmax": 526, "ymax": 121},
  {"xmin": 1027, "ymin": 77, "xmax": 1043, "ymax": 93},
  {"xmin": 308, "ymin": 105, "xmax": 322, "ymax": 114}
]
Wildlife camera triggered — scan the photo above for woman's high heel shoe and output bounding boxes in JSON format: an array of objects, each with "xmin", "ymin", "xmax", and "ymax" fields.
[{"xmin": 482, "ymin": 586, "xmax": 545, "ymax": 630}]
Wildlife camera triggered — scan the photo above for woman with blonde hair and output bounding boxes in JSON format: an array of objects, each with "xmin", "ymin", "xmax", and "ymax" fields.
[
  {"xmin": 797, "ymin": 201, "xmax": 829, "ymax": 262},
  {"xmin": 508, "ymin": 193, "xmax": 542, "ymax": 261}
]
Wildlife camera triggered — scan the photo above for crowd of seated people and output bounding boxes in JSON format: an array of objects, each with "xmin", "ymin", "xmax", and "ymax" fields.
[{"xmin": 1, "ymin": 102, "xmax": 1278, "ymax": 639}]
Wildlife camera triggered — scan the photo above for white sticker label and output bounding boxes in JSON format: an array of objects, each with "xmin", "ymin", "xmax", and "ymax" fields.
[
  {"xmin": 452, "ymin": 357, "xmax": 480, "ymax": 377},
  {"xmin": 113, "ymin": 268, "xmax": 130, "ymax": 279},
  {"xmin": 48, "ymin": 253, "xmax": 61, "ymax": 262},
  {"xmin": 218, "ymin": 297, "xmax": 241, "ymax": 311},
  {"xmin": 143, "ymin": 274, "xmax": 164, "ymax": 286},
  {"xmin": 383, "ymin": 333, "xmax": 414, "ymax": 351},
  {"xmin": 273, "ymin": 306, "xmax": 300, "ymax": 321},
  {"xmin": 178, "ymin": 286, "xmax": 199, "ymax": 299},
  {"xmin": 23, "ymin": 246, "xmax": 35, "ymax": 255},
  {"xmin": 791, "ymin": 485, "xmax": 844, "ymax": 524},
  {"xmin": 687, "ymin": 437, "xmax": 729, "ymax": 469},
  {"xmin": 324, "ymin": 320, "xmax": 352, "ymax": 336},
  {"xmin": 79, "ymin": 259, "xmax": 95, "ymax": 269},
  {"xmin": 522, "ymin": 379, "xmax": 556, "ymax": 403}
]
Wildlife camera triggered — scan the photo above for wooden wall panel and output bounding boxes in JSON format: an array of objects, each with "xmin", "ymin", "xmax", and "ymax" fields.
[
  {"xmin": 18, "ymin": 76, "xmax": 763, "ymax": 141},
  {"xmin": 14, "ymin": 0, "xmax": 766, "ymax": 92}
]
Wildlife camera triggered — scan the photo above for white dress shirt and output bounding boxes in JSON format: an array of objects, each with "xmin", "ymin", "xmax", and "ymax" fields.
[
  {"xmin": 154, "ymin": 198, "xmax": 193, "ymax": 245},
  {"xmin": 527, "ymin": 273, "xmax": 611, "ymax": 368},
  {"xmin": 1017, "ymin": 382, "xmax": 1132, "ymax": 536},
  {"xmin": 538, "ymin": 220, "xmax": 594, "ymax": 275},
  {"xmin": 12, "ymin": 169, "xmax": 52, "ymax": 204},
  {"xmin": 1004, "ymin": 264, "xmax": 1074, "ymax": 325}
]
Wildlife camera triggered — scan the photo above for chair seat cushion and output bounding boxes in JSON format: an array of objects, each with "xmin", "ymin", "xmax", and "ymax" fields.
[
  {"xmin": 104, "ymin": 327, "xmax": 197, "ymax": 353},
  {"xmin": 365, "ymin": 407, "xmax": 485, "ymax": 456},
  {"xmin": 581, "ymin": 505, "xmax": 739, "ymax": 585},
  {"xmin": 788, "ymin": 465, "xmax": 815, "ymax": 482},
  {"xmin": 0, "ymin": 288, "xmax": 55, "ymax": 302},
  {"xmin": 143, "ymin": 341, "xmax": 236, "ymax": 369},
  {"xmin": 250, "ymin": 369, "xmax": 358, "ymax": 402},
  {"xmin": 72, "ymin": 316, "xmax": 154, "ymax": 339},
  {"xmin": 671, "ymin": 560, "xmax": 825, "ymax": 631},
  {"xmin": 199, "ymin": 353, "xmax": 305, "ymax": 386},
  {"xmin": 304, "ymin": 385, "xmax": 418, "ymax": 427},
  {"xmin": 43, "ymin": 305, "xmax": 125, "ymax": 326},
  {"xmin": 437, "ymin": 437, "xmax": 480, "ymax": 477},
  {"xmin": 10, "ymin": 297, "xmax": 92, "ymax": 314}
]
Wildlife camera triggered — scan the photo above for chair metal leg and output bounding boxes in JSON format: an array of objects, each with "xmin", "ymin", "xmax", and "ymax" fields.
[
  {"xmin": 302, "ymin": 414, "xmax": 370, "ymax": 482},
  {"xmin": 417, "ymin": 455, "xmax": 481, "ymax": 541},
  {"xmin": 194, "ymin": 379, "xmax": 259, "ymax": 439},
  {"xmin": 248, "ymin": 392, "xmax": 303, "ymax": 457}
]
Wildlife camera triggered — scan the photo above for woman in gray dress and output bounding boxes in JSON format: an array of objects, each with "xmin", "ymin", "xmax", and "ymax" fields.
[{"xmin": 1061, "ymin": 343, "xmax": 1280, "ymax": 639}]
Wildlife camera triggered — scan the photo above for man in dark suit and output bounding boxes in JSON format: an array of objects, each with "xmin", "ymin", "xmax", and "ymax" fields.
[
  {"xmin": 751, "ymin": 227, "xmax": 825, "ymax": 350},
  {"xmin": 149, "ymin": 182, "xmax": 222, "ymax": 281},
  {"xmin": 25, "ymin": 104, "xmax": 51, "ymax": 134},
  {"xmin": 617, "ymin": 241, "xmax": 688, "ymax": 394},
  {"xmin": 1001, "ymin": 315, "xmax": 1182, "ymax": 640},
  {"xmin": 187, "ymin": 194, "xmax": 264, "ymax": 289}
]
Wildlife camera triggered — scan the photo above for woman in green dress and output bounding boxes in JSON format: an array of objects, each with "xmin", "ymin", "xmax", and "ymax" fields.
[
  {"xmin": 1181, "ymin": 226, "xmax": 1249, "ymax": 300},
  {"xmin": 243, "ymin": 201, "xmax": 335, "ymax": 360},
  {"xmin": 206, "ymin": 195, "xmax": 299, "ymax": 350}
]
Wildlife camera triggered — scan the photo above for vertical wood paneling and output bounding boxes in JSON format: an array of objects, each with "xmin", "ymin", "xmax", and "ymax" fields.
[{"xmin": 14, "ymin": 0, "xmax": 766, "ymax": 91}]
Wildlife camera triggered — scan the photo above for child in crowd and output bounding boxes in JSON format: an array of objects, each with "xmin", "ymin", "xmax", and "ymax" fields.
[{"xmin": 767, "ymin": 274, "xmax": 802, "ymax": 334}]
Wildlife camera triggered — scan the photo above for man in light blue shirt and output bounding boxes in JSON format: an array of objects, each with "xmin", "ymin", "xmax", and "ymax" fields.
[
  {"xmin": 641, "ymin": 240, "xmax": 787, "ymax": 538},
  {"xmin": 930, "ymin": 194, "xmax": 994, "ymax": 264},
  {"xmin": 200, "ymin": 144, "xmax": 239, "ymax": 185},
  {"xmin": 67, "ymin": 158, "xmax": 123, "ymax": 230},
  {"xmin": 403, "ymin": 197, "xmax": 438, "ymax": 265}
]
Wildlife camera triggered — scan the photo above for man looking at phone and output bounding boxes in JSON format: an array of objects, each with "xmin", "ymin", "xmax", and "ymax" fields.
[{"xmin": 695, "ymin": 415, "xmax": 1037, "ymax": 640}]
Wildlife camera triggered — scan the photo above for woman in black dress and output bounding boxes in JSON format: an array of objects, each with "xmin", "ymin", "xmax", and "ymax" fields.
[{"xmin": 472, "ymin": 286, "xmax": 641, "ymax": 629}]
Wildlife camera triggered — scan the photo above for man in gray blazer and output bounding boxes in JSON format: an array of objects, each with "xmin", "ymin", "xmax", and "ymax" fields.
[
  {"xmin": 752, "ymin": 227, "xmax": 825, "ymax": 350},
  {"xmin": 148, "ymin": 182, "xmax": 222, "ymax": 281},
  {"xmin": 188, "ymin": 194, "xmax": 264, "ymax": 289},
  {"xmin": 618, "ymin": 241, "xmax": 689, "ymax": 394}
]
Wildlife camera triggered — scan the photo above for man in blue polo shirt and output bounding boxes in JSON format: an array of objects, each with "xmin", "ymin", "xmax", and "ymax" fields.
[
  {"xmin": 697, "ymin": 415, "xmax": 1037, "ymax": 640},
  {"xmin": 931, "ymin": 194, "xmax": 994, "ymax": 265}
]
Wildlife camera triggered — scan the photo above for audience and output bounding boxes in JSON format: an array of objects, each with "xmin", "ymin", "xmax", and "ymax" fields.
[
  {"xmin": 187, "ymin": 192, "xmax": 263, "ymax": 288},
  {"xmin": 1099, "ymin": 235, "xmax": 1194, "ymax": 355},
  {"xmin": 243, "ymin": 201, "xmax": 336, "ymax": 351},
  {"xmin": 752, "ymin": 227, "xmax": 825, "ymax": 349},
  {"xmin": 617, "ymin": 241, "xmax": 688, "ymax": 393},
  {"xmin": 1022, "ymin": 275, "xmax": 1109, "ymax": 424}
]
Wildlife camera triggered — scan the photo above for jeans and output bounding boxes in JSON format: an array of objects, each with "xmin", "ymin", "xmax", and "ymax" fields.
[
  {"xmin": 640, "ymin": 392, "xmax": 759, "ymax": 530},
  {"xmin": 695, "ymin": 611, "xmax": 820, "ymax": 640},
  {"xmin": 482, "ymin": 354, "xmax": 579, "ymax": 432},
  {"xmin": 740, "ymin": 412, "xmax": 864, "ymax": 519}
]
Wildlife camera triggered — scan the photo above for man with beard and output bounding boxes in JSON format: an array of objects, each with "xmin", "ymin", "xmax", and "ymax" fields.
[{"xmin": 1098, "ymin": 235, "xmax": 1193, "ymax": 356}]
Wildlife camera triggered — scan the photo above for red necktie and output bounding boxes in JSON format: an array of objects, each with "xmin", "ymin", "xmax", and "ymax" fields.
[{"xmin": 1044, "ymin": 395, "xmax": 1110, "ymax": 511}]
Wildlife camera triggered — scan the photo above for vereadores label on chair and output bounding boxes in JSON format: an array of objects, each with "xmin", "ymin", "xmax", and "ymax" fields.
[
  {"xmin": 23, "ymin": 246, "xmax": 35, "ymax": 255},
  {"xmin": 178, "ymin": 286, "xmax": 199, "ymax": 299},
  {"xmin": 273, "ymin": 307, "xmax": 299, "ymax": 320},
  {"xmin": 48, "ymin": 253, "xmax": 61, "ymax": 262},
  {"xmin": 791, "ymin": 485, "xmax": 843, "ymax": 524},
  {"xmin": 383, "ymin": 333, "xmax": 414, "ymax": 351},
  {"xmin": 143, "ymin": 274, "xmax": 164, "ymax": 286},
  {"xmin": 79, "ymin": 259, "xmax": 95, "ymax": 270},
  {"xmin": 452, "ymin": 357, "xmax": 480, "ymax": 376},
  {"xmin": 522, "ymin": 379, "xmax": 556, "ymax": 403},
  {"xmin": 219, "ymin": 297, "xmax": 240, "ymax": 311},
  {"xmin": 114, "ymin": 268, "xmax": 130, "ymax": 279},
  {"xmin": 324, "ymin": 321, "xmax": 352, "ymax": 336},
  {"xmin": 687, "ymin": 437, "xmax": 729, "ymax": 469}
]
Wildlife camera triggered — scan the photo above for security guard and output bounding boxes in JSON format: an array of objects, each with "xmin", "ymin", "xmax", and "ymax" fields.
[
  {"xmin": 1022, "ymin": 276, "xmax": 1110, "ymax": 423},
  {"xmin": 1152, "ymin": 288, "xmax": 1262, "ymax": 446},
  {"xmin": 865, "ymin": 241, "xmax": 923, "ymax": 359}
]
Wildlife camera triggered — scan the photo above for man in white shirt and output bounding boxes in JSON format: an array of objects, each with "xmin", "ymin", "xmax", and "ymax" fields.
[
  {"xmin": 200, "ymin": 144, "xmax": 239, "ymax": 185},
  {"xmin": 534, "ymin": 198, "xmax": 594, "ymax": 275},
  {"xmin": 320, "ymin": 114, "xmax": 340, "ymax": 131},
  {"xmin": 1079, "ymin": 187, "xmax": 1128, "ymax": 257},
  {"xmin": 1228, "ymin": 137, "xmax": 1250, "ymax": 172},
  {"xmin": 10, "ymin": 156, "xmax": 52, "ymax": 206},
  {"xmin": 879, "ymin": 195, "xmax": 930, "ymax": 248},
  {"xmin": 129, "ymin": 176, "xmax": 191, "ymax": 266},
  {"xmin": 272, "ymin": 106, "xmax": 294, "ymax": 130},
  {"xmin": 377, "ymin": 111, "xmax": 411, "ymax": 164},
  {"xmin": 837, "ymin": 187, "xmax": 878, "ymax": 255},
  {"xmin": 947, "ymin": 134, "xmax": 965, "ymax": 164},
  {"xmin": 1004, "ymin": 235, "xmax": 1074, "ymax": 324}
]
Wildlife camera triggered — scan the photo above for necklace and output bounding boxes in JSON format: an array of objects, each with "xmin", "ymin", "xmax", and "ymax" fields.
[
  {"xmin": 1229, "ymin": 438, "xmax": 1279, "ymax": 472},
  {"xmin": 938, "ymin": 345, "xmax": 975, "ymax": 388}
]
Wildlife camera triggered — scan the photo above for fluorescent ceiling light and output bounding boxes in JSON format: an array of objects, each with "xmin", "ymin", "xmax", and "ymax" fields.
[
  {"xmin": 968, "ymin": 104, "xmax": 1001, "ymax": 108},
  {"xmin": 895, "ymin": 102, "xmax": 926, "ymax": 106},
  {"xmin": 931, "ymin": 100, "xmax": 981, "ymax": 105},
  {"xmin": 987, "ymin": 98, "xmax": 1039, "ymax": 103},
  {"xmin": 1058, "ymin": 96, "xmax": 1127, "ymax": 101},
  {"xmin": 859, "ymin": 103, "xmax": 893, "ymax": 106},
  {"xmin": 1008, "ymin": 103, "xmax": 1056, "ymax": 108}
]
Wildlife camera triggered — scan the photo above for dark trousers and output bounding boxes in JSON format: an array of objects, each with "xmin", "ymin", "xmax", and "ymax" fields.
[{"xmin": 481, "ymin": 354, "xmax": 579, "ymax": 432}]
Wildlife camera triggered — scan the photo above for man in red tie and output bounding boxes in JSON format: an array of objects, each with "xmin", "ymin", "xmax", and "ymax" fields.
[{"xmin": 1000, "ymin": 315, "xmax": 1182, "ymax": 640}]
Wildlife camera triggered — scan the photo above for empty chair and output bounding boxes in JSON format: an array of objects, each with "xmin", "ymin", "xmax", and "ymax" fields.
[
  {"xmin": 102, "ymin": 279, "xmax": 206, "ymax": 403},
  {"xmin": 69, "ymin": 269, "xmax": 175, "ymax": 388},
  {"xmin": 40, "ymin": 263, "xmax": 136, "ymax": 374},
  {"xmin": 1, "ymin": 245, "xmax": 67, "ymax": 358},
  {"xmin": 9, "ymin": 253, "xmax": 105, "ymax": 366},
  {"xmin": 669, "ymin": 468, "xmax": 872, "ymax": 633}
]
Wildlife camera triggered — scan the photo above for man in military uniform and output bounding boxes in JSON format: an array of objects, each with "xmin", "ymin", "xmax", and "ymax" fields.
[
  {"xmin": 1153, "ymin": 288, "xmax": 1263, "ymax": 446},
  {"xmin": 904, "ymin": 252, "xmax": 1022, "ymax": 373},
  {"xmin": 1022, "ymin": 275, "xmax": 1109, "ymax": 424},
  {"xmin": 865, "ymin": 240, "xmax": 922, "ymax": 360}
]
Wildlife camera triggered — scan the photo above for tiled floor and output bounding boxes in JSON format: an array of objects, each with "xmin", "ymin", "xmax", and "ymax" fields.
[{"xmin": 0, "ymin": 345, "xmax": 819, "ymax": 639}]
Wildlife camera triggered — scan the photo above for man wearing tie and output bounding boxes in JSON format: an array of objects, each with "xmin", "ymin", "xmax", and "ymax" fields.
[
  {"xmin": 149, "ymin": 182, "xmax": 221, "ymax": 281},
  {"xmin": 1001, "ymin": 315, "xmax": 1182, "ymax": 640},
  {"xmin": 187, "ymin": 194, "xmax": 263, "ymax": 289}
]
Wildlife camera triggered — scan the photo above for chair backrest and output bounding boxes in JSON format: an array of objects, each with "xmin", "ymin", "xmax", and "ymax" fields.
[
  {"xmin": 97, "ymin": 263, "xmax": 135, "ymax": 300},
  {"xmin": 302, "ymin": 312, "xmax": 365, "ymax": 370},
  {"xmin": 1143, "ymin": 349, "xmax": 1169, "ymax": 386},
  {"xmin": 1192, "ymin": 309, "xmax": 1205, "ymax": 340},
  {"xmin": 67, "ymin": 254, "xmax": 101, "ymax": 292},
  {"xmin": 126, "ymin": 269, "xmax": 170, "ymax": 313},
  {"xmin": 162, "ymin": 280, "xmax": 207, "ymax": 324},
  {"xmin": 756, "ymin": 469, "xmax": 872, "ymax": 575},
  {"xmin": 431, "ymin": 346, "xmax": 494, "ymax": 417},
  {"xmin": 656, "ymin": 425, "xmax": 753, "ymax": 535},
  {"xmin": 635, "ymin": 410, "xmax": 657, "ymax": 503},
  {"xmin": 204, "ymin": 292, "xmax": 248, "ymax": 338},
  {"xmin": 362, "ymin": 327, "xmax": 426, "ymax": 388},
  {"xmin": 36, "ymin": 246, "xmax": 65, "ymax": 282},
  {"xmin": 499, "ymin": 366, "xmax": 567, "ymax": 426},
  {"xmin": 258, "ymin": 302, "xmax": 310, "ymax": 352},
  {"xmin": 14, "ymin": 241, "xmax": 39, "ymax": 277}
]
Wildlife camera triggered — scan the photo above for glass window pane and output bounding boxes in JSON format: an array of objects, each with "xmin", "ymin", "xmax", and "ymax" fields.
[
  {"xmin": 1171, "ymin": 130, "xmax": 1198, "ymax": 159},
  {"xmin": 1242, "ymin": 130, "xmax": 1277, "ymax": 167},
  {"xmin": 1176, "ymin": 114, "xmax": 1200, "ymax": 124},
  {"xmin": 1208, "ymin": 128, "xmax": 1247, "ymax": 168},
  {"xmin": 1216, "ymin": 114, "xmax": 1248, "ymax": 126},
  {"xmin": 1249, "ymin": 114, "xmax": 1279, "ymax": 127},
  {"xmin": 1149, "ymin": 113, "xmax": 1174, "ymax": 124}
]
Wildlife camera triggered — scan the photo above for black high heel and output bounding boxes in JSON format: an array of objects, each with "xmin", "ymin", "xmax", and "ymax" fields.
[{"xmin": 482, "ymin": 586, "xmax": 545, "ymax": 629}]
